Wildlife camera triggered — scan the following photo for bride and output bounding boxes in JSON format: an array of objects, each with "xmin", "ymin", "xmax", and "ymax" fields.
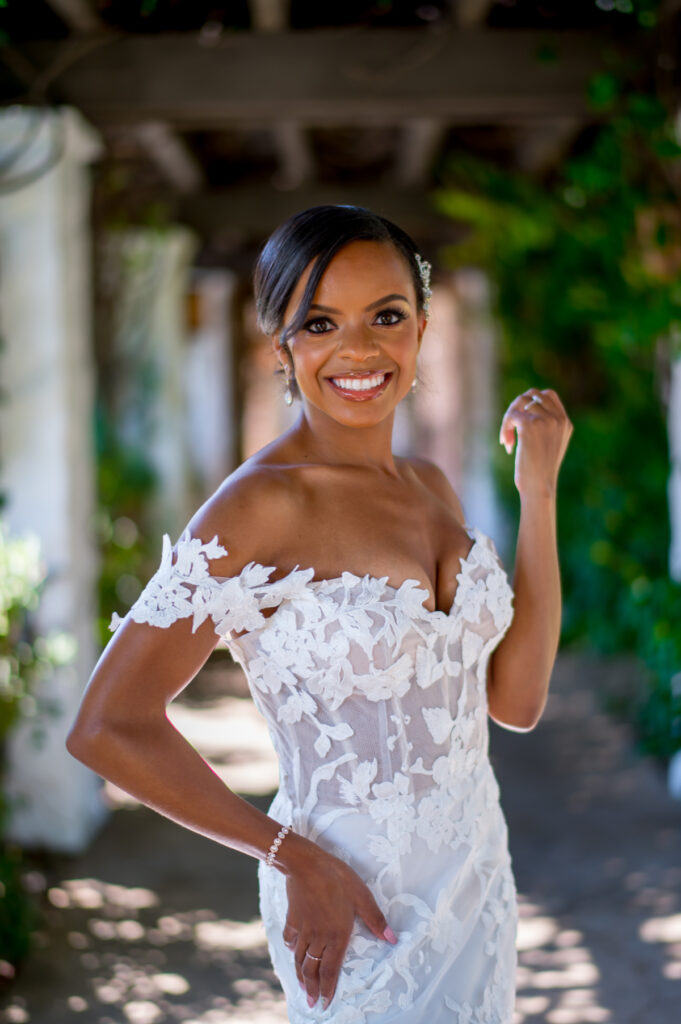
[{"xmin": 68, "ymin": 204, "xmax": 572, "ymax": 1022}]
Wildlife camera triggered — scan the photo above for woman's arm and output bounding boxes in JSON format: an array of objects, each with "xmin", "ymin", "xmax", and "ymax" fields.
[
  {"xmin": 488, "ymin": 388, "xmax": 573, "ymax": 731},
  {"xmin": 67, "ymin": 476, "xmax": 395, "ymax": 1010}
]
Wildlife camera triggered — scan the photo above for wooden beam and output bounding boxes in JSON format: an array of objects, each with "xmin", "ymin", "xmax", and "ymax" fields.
[
  {"xmin": 20, "ymin": 29, "xmax": 647, "ymax": 127},
  {"xmin": 248, "ymin": 0, "xmax": 290, "ymax": 32},
  {"xmin": 177, "ymin": 183, "xmax": 456, "ymax": 241},
  {"xmin": 134, "ymin": 121, "xmax": 204, "ymax": 193},
  {"xmin": 43, "ymin": 0, "xmax": 102, "ymax": 34},
  {"xmin": 41, "ymin": 1, "xmax": 206, "ymax": 194},
  {"xmin": 514, "ymin": 117, "xmax": 581, "ymax": 174},
  {"xmin": 270, "ymin": 122, "xmax": 315, "ymax": 190},
  {"xmin": 456, "ymin": 0, "xmax": 494, "ymax": 27},
  {"xmin": 394, "ymin": 119, "xmax": 447, "ymax": 186}
]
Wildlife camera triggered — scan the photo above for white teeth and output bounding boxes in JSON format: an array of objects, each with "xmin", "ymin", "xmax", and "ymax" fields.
[{"xmin": 331, "ymin": 373, "xmax": 387, "ymax": 392}]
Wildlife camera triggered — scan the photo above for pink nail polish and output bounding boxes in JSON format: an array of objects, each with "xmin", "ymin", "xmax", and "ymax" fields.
[
  {"xmin": 307, "ymin": 995, "xmax": 316, "ymax": 1008},
  {"xmin": 322, "ymin": 997, "xmax": 329, "ymax": 1010},
  {"xmin": 383, "ymin": 926, "xmax": 398, "ymax": 944}
]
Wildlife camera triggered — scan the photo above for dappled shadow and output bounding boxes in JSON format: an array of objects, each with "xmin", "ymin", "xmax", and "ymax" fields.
[
  {"xmin": 3, "ymin": 653, "xmax": 680, "ymax": 1023},
  {"xmin": 492, "ymin": 652, "xmax": 681, "ymax": 1024},
  {"xmin": 3, "ymin": 804, "xmax": 288, "ymax": 1024},
  {"xmin": 1, "ymin": 663, "xmax": 288, "ymax": 1024}
]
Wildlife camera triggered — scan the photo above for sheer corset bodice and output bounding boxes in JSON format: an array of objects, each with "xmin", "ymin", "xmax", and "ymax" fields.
[{"xmin": 113, "ymin": 523, "xmax": 518, "ymax": 1023}]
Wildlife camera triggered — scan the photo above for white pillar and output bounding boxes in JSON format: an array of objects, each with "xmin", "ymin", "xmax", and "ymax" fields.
[
  {"xmin": 184, "ymin": 269, "xmax": 237, "ymax": 494},
  {"xmin": 455, "ymin": 269, "xmax": 507, "ymax": 547},
  {"xmin": 106, "ymin": 227, "xmax": 198, "ymax": 536},
  {"xmin": 0, "ymin": 107, "xmax": 105, "ymax": 852},
  {"xmin": 668, "ymin": 353, "xmax": 681, "ymax": 582},
  {"xmin": 412, "ymin": 280, "xmax": 465, "ymax": 488}
]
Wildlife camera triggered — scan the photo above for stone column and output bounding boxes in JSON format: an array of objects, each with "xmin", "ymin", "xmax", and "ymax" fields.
[
  {"xmin": 666, "ymin": 349, "xmax": 681, "ymax": 800},
  {"xmin": 668, "ymin": 352, "xmax": 681, "ymax": 583},
  {"xmin": 412, "ymin": 280, "xmax": 465, "ymax": 488},
  {"xmin": 455, "ymin": 269, "xmax": 508, "ymax": 551},
  {"xmin": 184, "ymin": 269, "xmax": 238, "ymax": 494},
  {"xmin": 105, "ymin": 226, "xmax": 198, "ymax": 537},
  {"xmin": 0, "ymin": 107, "xmax": 105, "ymax": 852}
]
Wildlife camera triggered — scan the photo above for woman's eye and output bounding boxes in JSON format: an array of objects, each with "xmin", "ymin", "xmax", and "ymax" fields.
[
  {"xmin": 376, "ymin": 308, "xmax": 408, "ymax": 325},
  {"xmin": 304, "ymin": 317, "xmax": 332, "ymax": 334}
]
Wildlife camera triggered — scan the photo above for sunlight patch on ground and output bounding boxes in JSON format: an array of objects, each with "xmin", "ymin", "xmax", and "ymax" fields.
[
  {"xmin": 0, "ymin": 866, "xmax": 288, "ymax": 1024},
  {"xmin": 48, "ymin": 879, "xmax": 158, "ymax": 912},
  {"xmin": 105, "ymin": 695, "xmax": 279, "ymax": 807},
  {"xmin": 512, "ymin": 897, "xmax": 611, "ymax": 1024},
  {"xmin": 639, "ymin": 911, "xmax": 681, "ymax": 982},
  {"xmin": 194, "ymin": 918, "xmax": 268, "ymax": 952}
]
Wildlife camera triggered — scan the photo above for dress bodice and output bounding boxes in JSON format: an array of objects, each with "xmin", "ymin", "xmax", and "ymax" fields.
[
  {"xmin": 112, "ymin": 524, "xmax": 514, "ymax": 852},
  {"xmin": 111, "ymin": 524, "xmax": 518, "ymax": 1023}
]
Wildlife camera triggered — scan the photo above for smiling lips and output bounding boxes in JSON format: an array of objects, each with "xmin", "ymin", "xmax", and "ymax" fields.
[{"xmin": 327, "ymin": 371, "xmax": 392, "ymax": 400}]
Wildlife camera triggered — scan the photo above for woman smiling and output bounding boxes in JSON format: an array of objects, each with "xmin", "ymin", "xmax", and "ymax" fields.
[{"xmin": 68, "ymin": 204, "xmax": 573, "ymax": 1023}]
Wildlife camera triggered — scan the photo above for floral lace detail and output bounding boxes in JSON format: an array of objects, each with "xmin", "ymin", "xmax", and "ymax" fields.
[
  {"xmin": 109, "ymin": 531, "xmax": 315, "ymax": 636},
  {"xmin": 114, "ymin": 523, "xmax": 517, "ymax": 1022}
]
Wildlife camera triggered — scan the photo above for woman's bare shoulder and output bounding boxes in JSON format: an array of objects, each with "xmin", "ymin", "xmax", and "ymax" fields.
[
  {"xmin": 399, "ymin": 456, "xmax": 466, "ymax": 524},
  {"xmin": 183, "ymin": 459, "xmax": 303, "ymax": 576}
]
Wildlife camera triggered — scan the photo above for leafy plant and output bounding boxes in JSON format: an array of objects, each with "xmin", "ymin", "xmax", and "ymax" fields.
[
  {"xmin": 94, "ymin": 409, "xmax": 158, "ymax": 646},
  {"xmin": 0, "ymin": 521, "xmax": 75, "ymax": 969},
  {"xmin": 434, "ymin": 77, "xmax": 681, "ymax": 758}
]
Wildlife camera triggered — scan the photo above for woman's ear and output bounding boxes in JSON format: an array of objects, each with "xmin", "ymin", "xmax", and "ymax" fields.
[
  {"xmin": 416, "ymin": 310, "xmax": 428, "ymax": 349},
  {"xmin": 271, "ymin": 333, "xmax": 288, "ymax": 369}
]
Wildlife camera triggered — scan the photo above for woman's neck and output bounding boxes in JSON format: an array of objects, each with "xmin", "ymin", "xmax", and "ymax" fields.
[{"xmin": 288, "ymin": 406, "xmax": 400, "ymax": 476}]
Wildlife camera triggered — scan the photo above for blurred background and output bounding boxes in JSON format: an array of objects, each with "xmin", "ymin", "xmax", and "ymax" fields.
[{"xmin": 1, "ymin": 1, "xmax": 681, "ymax": 1022}]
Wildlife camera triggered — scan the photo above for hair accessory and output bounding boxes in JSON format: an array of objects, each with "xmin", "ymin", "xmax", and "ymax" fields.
[
  {"xmin": 414, "ymin": 253, "xmax": 433, "ymax": 320},
  {"xmin": 266, "ymin": 823, "xmax": 292, "ymax": 866}
]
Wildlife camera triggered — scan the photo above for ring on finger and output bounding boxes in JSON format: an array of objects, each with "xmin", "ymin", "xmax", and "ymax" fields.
[
  {"xmin": 305, "ymin": 951, "xmax": 323, "ymax": 961},
  {"xmin": 524, "ymin": 395, "xmax": 543, "ymax": 410}
]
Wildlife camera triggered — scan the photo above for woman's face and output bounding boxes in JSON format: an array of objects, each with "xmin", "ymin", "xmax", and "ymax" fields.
[{"xmin": 276, "ymin": 240, "xmax": 426, "ymax": 428}]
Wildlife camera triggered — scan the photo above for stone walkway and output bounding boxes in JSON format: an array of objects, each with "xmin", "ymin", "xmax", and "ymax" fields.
[{"xmin": 1, "ymin": 651, "xmax": 680, "ymax": 1024}]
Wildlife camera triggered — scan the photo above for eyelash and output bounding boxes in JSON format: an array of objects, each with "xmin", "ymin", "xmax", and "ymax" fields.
[{"xmin": 302, "ymin": 307, "xmax": 408, "ymax": 334}]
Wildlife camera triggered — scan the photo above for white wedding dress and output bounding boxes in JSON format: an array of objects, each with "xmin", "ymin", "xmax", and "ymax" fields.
[{"xmin": 113, "ymin": 522, "xmax": 518, "ymax": 1024}]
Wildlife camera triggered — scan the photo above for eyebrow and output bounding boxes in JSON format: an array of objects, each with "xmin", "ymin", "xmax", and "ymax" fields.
[{"xmin": 308, "ymin": 293, "xmax": 411, "ymax": 314}]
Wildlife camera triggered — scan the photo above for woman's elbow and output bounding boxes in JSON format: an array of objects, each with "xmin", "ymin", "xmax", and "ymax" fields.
[
  {"xmin": 66, "ymin": 716, "xmax": 108, "ymax": 769},
  {"xmin": 489, "ymin": 708, "xmax": 542, "ymax": 733},
  {"xmin": 487, "ymin": 692, "xmax": 546, "ymax": 733}
]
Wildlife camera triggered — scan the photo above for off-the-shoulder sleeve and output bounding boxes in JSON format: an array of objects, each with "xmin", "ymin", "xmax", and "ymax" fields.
[{"xmin": 109, "ymin": 531, "xmax": 315, "ymax": 637}]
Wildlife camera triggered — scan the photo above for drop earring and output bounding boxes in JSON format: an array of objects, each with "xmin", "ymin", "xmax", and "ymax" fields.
[{"xmin": 284, "ymin": 368, "xmax": 294, "ymax": 406}]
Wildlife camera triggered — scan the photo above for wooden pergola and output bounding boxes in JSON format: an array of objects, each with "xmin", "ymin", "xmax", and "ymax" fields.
[{"xmin": 2, "ymin": 0, "xmax": 676, "ymax": 261}]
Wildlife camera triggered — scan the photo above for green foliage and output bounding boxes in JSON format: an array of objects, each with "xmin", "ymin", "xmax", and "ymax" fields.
[
  {"xmin": 0, "ymin": 523, "xmax": 74, "ymax": 756},
  {"xmin": 94, "ymin": 408, "xmax": 158, "ymax": 646},
  {"xmin": 0, "ymin": 845, "xmax": 39, "ymax": 974},
  {"xmin": 0, "ymin": 522, "xmax": 73, "ymax": 968},
  {"xmin": 435, "ymin": 83, "xmax": 681, "ymax": 758}
]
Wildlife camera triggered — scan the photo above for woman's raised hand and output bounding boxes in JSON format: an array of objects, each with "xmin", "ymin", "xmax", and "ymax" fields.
[
  {"xmin": 280, "ymin": 841, "xmax": 397, "ymax": 1011},
  {"xmin": 499, "ymin": 388, "xmax": 573, "ymax": 499}
]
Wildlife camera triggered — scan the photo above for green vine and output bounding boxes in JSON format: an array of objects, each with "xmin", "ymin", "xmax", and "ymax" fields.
[
  {"xmin": 435, "ymin": 74, "xmax": 681, "ymax": 758},
  {"xmin": 0, "ymin": 523, "xmax": 75, "ymax": 969}
]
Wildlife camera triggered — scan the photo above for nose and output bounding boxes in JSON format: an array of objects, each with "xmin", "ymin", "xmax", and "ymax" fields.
[{"xmin": 337, "ymin": 324, "xmax": 381, "ymax": 360}]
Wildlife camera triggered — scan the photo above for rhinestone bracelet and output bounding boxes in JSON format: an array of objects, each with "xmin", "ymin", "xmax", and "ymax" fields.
[{"xmin": 266, "ymin": 824, "xmax": 292, "ymax": 867}]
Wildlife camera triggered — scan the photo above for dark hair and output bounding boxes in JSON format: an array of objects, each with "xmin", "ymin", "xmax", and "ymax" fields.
[{"xmin": 253, "ymin": 205, "xmax": 427, "ymax": 397}]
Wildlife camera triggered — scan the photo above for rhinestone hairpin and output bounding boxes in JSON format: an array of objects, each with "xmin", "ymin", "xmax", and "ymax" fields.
[{"xmin": 414, "ymin": 253, "xmax": 432, "ymax": 320}]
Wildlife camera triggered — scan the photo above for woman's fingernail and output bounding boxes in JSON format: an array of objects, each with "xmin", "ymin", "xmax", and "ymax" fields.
[
  {"xmin": 383, "ymin": 926, "xmax": 398, "ymax": 943},
  {"xmin": 299, "ymin": 980, "xmax": 305, "ymax": 990},
  {"xmin": 322, "ymin": 997, "xmax": 329, "ymax": 1010},
  {"xmin": 307, "ymin": 994, "xmax": 316, "ymax": 1007}
]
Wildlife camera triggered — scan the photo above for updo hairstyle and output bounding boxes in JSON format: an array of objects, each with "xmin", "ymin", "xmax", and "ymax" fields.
[{"xmin": 253, "ymin": 205, "xmax": 428, "ymax": 399}]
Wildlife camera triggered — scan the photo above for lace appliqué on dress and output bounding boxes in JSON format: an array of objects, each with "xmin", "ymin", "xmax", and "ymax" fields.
[
  {"xmin": 109, "ymin": 523, "xmax": 518, "ymax": 1023},
  {"xmin": 108, "ymin": 531, "xmax": 315, "ymax": 636}
]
